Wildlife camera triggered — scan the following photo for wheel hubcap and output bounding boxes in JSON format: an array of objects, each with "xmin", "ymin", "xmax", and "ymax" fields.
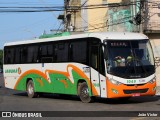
[
  {"xmin": 28, "ymin": 84, "xmax": 33, "ymax": 95},
  {"xmin": 81, "ymin": 87, "xmax": 89, "ymax": 98}
]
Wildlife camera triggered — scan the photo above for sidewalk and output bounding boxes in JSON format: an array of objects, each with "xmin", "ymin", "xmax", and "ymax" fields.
[
  {"xmin": 156, "ymin": 76, "xmax": 160, "ymax": 96},
  {"xmin": 156, "ymin": 67, "xmax": 160, "ymax": 95},
  {"xmin": 156, "ymin": 86, "xmax": 160, "ymax": 95}
]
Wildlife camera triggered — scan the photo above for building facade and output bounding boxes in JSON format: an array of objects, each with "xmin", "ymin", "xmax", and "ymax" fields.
[
  {"xmin": 144, "ymin": 0, "xmax": 160, "ymax": 85},
  {"xmin": 66, "ymin": 0, "xmax": 140, "ymax": 32},
  {"xmin": 65, "ymin": 0, "xmax": 108, "ymax": 32},
  {"xmin": 107, "ymin": 0, "xmax": 139, "ymax": 32},
  {"xmin": 144, "ymin": 0, "xmax": 160, "ymax": 57}
]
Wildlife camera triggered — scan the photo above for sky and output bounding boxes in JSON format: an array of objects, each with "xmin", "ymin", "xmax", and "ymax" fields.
[{"xmin": 0, "ymin": 0, "xmax": 64, "ymax": 49}]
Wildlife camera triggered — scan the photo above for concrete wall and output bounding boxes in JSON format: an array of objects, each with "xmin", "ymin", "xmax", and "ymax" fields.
[
  {"xmin": 87, "ymin": 0, "xmax": 108, "ymax": 32},
  {"xmin": 81, "ymin": 0, "xmax": 88, "ymax": 31},
  {"xmin": 147, "ymin": 0, "xmax": 160, "ymax": 31},
  {"xmin": 69, "ymin": 0, "xmax": 82, "ymax": 31},
  {"xmin": 145, "ymin": 0, "xmax": 160, "ymax": 86},
  {"xmin": 107, "ymin": 0, "xmax": 122, "ymax": 3},
  {"xmin": 148, "ymin": 34, "xmax": 160, "ymax": 86},
  {"xmin": 69, "ymin": 0, "xmax": 108, "ymax": 32}
]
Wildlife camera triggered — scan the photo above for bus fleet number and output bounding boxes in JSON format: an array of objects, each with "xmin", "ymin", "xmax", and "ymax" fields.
[{"xmin": 127, "ymin": 80, "xmax": 136, "ymax": 84}]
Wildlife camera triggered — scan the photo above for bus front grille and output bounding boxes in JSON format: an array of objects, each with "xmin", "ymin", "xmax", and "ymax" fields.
[
  {"xmin": 125, "ymin": 84, "xmax": 146, "ymax": 86},
  {"xmin": 123, "ymin": 88, "xmax": 149, "ymax": 94}
]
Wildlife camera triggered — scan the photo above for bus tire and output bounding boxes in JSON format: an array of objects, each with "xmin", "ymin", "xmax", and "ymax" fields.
[
  {"xmin": 78, "ymin": 82, "xmax": 93, "ymax": 103},
  {"xmin": 27, "ymin": 80, "xmax": 37, "ymax": 98}
]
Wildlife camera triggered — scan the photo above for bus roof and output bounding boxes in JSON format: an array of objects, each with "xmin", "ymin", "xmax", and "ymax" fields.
[{"xmin": 4, "ymin": 32, "xmax": 149, "ymax": 47}]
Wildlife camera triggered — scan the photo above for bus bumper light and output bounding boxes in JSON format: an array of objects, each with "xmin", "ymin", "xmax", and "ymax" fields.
[
  {"xmin": 149, "ymin": 77, "xmax": 156, "ymax": 84},
  {"xmin": 111, "ymin": 88, "xmax": 118, "ymax": 94},
  {"xmin": 109, "ymin": 78, "xmax": 122, "ymax": 85}
]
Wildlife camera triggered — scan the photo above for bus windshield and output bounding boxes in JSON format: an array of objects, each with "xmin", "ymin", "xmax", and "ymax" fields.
[{"xmin": 105, "ymin": 40, "xmax": 155, "ymax": 79}]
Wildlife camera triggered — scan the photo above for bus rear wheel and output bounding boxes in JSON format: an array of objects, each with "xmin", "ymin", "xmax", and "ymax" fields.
[
  {"xmin": 27, "ymin": 80, "xmax": 37, "ymax": 98},
  {"xmin": 78, "ymin": 82, "xmax": 93, "ymax": 103}
]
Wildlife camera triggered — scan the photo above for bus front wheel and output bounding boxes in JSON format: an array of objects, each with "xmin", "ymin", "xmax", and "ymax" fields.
[
  {"xmin": 78, "ymin": 82, "xmax": 93, "ymax": 103},
  {"xmin": 27, "ymin": 80, "xmax": 37, "ymax": 98}
]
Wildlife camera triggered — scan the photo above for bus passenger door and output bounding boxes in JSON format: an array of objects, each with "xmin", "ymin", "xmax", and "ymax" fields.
[
  {"xmin": 90, "ymin": 45, "xmax": 106, "ymax": 97},
  {"xmin": 90, "ymin": 45, "xmax": 101, "ymax": 97}
]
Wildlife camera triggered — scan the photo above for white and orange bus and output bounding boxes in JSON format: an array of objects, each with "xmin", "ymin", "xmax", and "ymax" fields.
[{"xmin": 3, "ymin": 32, "xmax": 156, "ymax": 102}]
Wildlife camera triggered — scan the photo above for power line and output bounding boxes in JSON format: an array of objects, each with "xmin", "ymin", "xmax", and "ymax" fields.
[
  {"xmin": 75, "ymin": 12, "xmax": 150, "ymax": 32},
  {"xmin": 37, "ymin": 0, "xmax": 63, "ymax": 32},
  {"xmin": 0, "ymin": 1, "xmax": 154, "ymax": 13},
  {"xmin": 0, "ymin": 1, "xmax": 159, "ymax": 32},
  {"xmin": 55, "ymin": 21, "xmax": 63, "ymax": 33}
]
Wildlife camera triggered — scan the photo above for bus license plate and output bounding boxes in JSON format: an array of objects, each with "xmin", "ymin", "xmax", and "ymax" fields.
[{"xmin": 132, "ymin": 93, "xmax": 140, "ymax": 97}]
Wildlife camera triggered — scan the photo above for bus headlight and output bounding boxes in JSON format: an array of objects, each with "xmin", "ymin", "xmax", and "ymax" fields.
[
  {"xmin": 109, "ymin": 78, "xmax": 122, "ymax": 85},
  {"xmin": 149, "ymin": 77, "xmax": 156, "ymax": 84}
]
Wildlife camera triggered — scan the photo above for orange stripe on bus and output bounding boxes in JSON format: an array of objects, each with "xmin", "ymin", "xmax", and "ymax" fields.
[
  {"xmin": 36, "ymin": 78, "xmax": 44, "ymax": 87},
  {"xmin": 45, "ymin": 69, "xmax": 73, "ymax": 84},
  {"xmin": 67, "ymin": 64, "xmax": 98, "ymax": 96},
  {"xmin": 60, "ymin": 80, "xmax": 68, "ymax": 88},
  {"xmin": 45, "ymin": 70, "xmax": 69, "ymax": 78},
  {"xmin": 14, "ymin": 65, "xmax": 98, "ymax": 96},
  {"xmin": 14, "ymin": 69, "xmax": 49, "ymax": 89},
  {"xmin": 45, "ymin": 64, "xmax": 98, "ymax": 96}
]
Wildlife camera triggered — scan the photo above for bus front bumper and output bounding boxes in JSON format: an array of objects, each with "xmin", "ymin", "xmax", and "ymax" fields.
[{"xmin": 106, "ymin": 80, "xmax": 156, "ymax": 98}]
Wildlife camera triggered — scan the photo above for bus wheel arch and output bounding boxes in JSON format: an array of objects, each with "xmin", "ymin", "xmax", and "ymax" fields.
[
  {"xmin": 26, "ymin": 79, "xmax": 38, "ymax": 98},
  {"xmin": 77, "ymin": 80, "xmax": 93, "ymax": 103}
]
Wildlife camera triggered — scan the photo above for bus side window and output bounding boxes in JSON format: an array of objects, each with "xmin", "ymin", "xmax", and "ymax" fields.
[
  {"xmin": 27, "ymin": 46, "xmax": 39, "ymax": 63},
  {"xmin": 54, "ymin": 42, "xmax": 69, "ymax": 62},
  {"xmin": 15, "ymin": 47, "xmax": 21, "ymax": 64},
  {"xmin": 90, "ymin": 44, "xmax": 105, "ymax": 75},
  {"xmin": 70, "ymin": 41, "xmax": 87, "ymax": 64},
  {"xmin": 10, "ymin": 48, "xmax": 14, "ymax": 64},
  {"xmin": 90, "ymin": 46, "xmax": 98, "ymax": 70},
  {"xmin": 21, "ymin": 47, "xmax": 28, "ymax": 63},
  {"xmin": 40, "ymin": 44, "xmax": 53, "ymax": 63},
  {"xmin": 4, "ymin": 47, "xmax": 14, "ymax": 64}
]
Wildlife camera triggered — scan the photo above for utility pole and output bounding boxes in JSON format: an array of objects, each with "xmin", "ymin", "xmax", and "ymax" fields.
[
  {"xmin": 143, "ymin": 0, "xmax": 148, "ymax": 33},
  {"xmin": 74, "ymin": 10, "xmax": 76, "ymax": 31},
  {"xmin": 131, "ymin": 0, "xmax": 138, "ymax": 32},
  {"xmin": 139, "ymin": 0, "xmax": 145, "ymax": 33},
  {"xmin": 64, "ymin": 0, "xmax": 69, "ymax": 32}
]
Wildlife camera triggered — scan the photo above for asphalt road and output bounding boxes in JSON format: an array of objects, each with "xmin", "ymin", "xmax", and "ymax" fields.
[{"xmin": 0, "ymin": 73, "xmax": 160, "ymax": 120}]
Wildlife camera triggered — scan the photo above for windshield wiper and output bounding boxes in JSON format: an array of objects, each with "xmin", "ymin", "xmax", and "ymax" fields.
[
  {"xmin": 135, "ymin": 57, "xmax": 147, "ymax": 75},
  {"xmin": 125, "ymin": 57, "xmax": 147, "ymax": 77}
]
